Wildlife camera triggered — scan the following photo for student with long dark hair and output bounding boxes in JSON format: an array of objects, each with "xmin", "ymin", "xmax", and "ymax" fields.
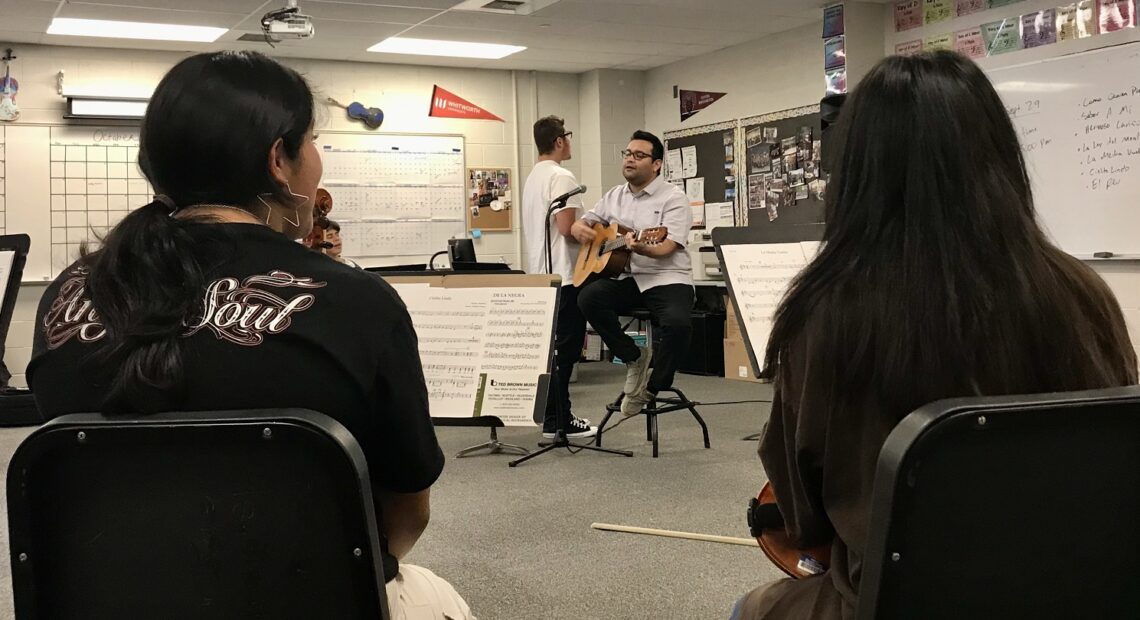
[
  {"xmin": 28, "ymin": 51, "xmax": 472, "ymax": 619},
  {"xmin": 735, "ymin": 51, "xmax": 1137, "ymax": 618}
]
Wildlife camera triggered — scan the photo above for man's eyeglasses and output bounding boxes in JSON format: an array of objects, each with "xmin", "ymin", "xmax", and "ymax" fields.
[
  {"xmin": 559, "ymin": 131, "xmax": 573, "ymax": 140},
  {"xmin": 621, "ymin": 149, "xmax": 654, "ymax": 161}
]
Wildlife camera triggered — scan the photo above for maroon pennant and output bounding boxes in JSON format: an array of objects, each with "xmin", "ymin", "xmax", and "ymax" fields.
[{"xmin": 679, "ymin": 89, "xmax": 726, "ymax": 122}]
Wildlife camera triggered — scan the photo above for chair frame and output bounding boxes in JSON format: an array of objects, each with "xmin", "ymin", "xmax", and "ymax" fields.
[{"xmin": 7, "ymin": 408, "xmax": 391, "ymax": 619}]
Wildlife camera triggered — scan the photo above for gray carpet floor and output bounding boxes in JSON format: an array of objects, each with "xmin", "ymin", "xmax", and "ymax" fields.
[{"xmin": 0, "ymin": 363, "xmax": 783, "ymax": 619}]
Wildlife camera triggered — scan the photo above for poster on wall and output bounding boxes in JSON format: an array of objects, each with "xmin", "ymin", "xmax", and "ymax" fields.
[
  {"xmin": 824, "ymin": 36, "xmax": 846, "ymax": 70},
  {"xmin": 429, "ymin": 85, "xmax": 503, "ymax": 121},
  {"xmin": 924, "ymin": 32, "xmax": 954, "ymax": 51},
  {"xmin": 895, "ymin": 39, "xmax": 924, "ymax": 55},
  {"xmin": 679, "ymin": 89, "xmax": 727, "ymax": 122},
  {"xmin": 1099, "ymin": 0, "xmax": 1137, "ymax": 32},
  {"xmin": 983, "ymin": 18, "xmax": 1024, "ymax": 55},
  {"xmin": 1022, "ymin": 9, "xmax": 1059, "ymax": 48},
  {"xmin": 895, "ymin": 0, "xmax": 924, "ymax": 32},
  {"xmin": 1057, "ymin": 1, "xmax": 1097, "ymax": 40},
  {"xmin": 956, "ymin": 0, "xmax": 987, "ymax": 17},
  {"xmin": 989, "ymin": 0, "xmax": 1027, "ymax": 7},
  {"xmin": 924, "ymin": 0, "xmax": 954, "ymax": 25},
  {"xmin": 825, "ymin": 68, "xmax": 847, "ymax": 95},
  {"xmin": 823, "ymin": 4, "xmax": 845, "ymax": 37},
  {"xmin": 955, "ymin": 27, "xmax": 987, "ymax": 58}
]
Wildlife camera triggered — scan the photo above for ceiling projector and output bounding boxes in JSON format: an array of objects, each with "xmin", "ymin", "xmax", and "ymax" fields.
[{"xmin": 261, "ymin": 1, "xmax": 315, "ymax": 39}]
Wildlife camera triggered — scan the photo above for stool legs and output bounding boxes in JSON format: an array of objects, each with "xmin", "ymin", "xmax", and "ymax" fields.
[{"xmin": 594, "ymin": 388, "xmax": 709, "ymax": 456}]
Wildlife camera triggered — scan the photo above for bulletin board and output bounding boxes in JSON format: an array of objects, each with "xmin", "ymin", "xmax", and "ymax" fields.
[
  {"xmin": 465, "ymin": 167, "xmax": 512, "ymax": 232},
  {"xmin": 663, "ymin": 120, "xmax": 739, "ymax": 228},
  {"xmin": 739, "ymin": 105, "xmax": 826, "ymax": 229}
]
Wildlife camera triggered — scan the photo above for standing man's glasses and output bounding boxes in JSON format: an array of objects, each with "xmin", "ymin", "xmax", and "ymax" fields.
[
  {"xmin": 559, "ymin": 131, "xmax": 573, "ymax": 140},
  {"xmin": 620, "ymin": 149, "xmax": 653, "ymax": 161}
]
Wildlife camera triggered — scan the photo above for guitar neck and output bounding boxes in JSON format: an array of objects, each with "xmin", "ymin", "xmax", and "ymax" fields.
[
  {"xmin": 600, "ymin": 237, "xmax": 629, "ymax": 254},
  {"xmin": 600, "ymin": 229, "xmax": 649, "ymax": 254}
]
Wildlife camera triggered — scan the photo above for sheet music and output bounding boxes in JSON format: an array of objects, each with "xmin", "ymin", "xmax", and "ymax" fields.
[
  {"xmin": 398, "ymin": 286, "xmax": 490, "ymax": 418},
  {"xmin": 391, "ymin": 284, "xmax": 556, "ymax": 426},
  {"xmin": 721, "ymin": 243, "xmax": 811, "ymax": 369}
]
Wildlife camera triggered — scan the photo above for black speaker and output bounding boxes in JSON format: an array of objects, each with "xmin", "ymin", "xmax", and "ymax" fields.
[
  {"xmin": 678, "ymin": 312, "xmax": 726, "ymax": 377},
  {"xmin": 820, "ymin": 93, "xmax": 847, "ymax": 174},
  {"xmin": 447, "ymin": 238, "xmax": 477, "ymax": 264}
]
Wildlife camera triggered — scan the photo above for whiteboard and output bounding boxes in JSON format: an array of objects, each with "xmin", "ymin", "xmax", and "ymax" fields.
[
  {"xmin": 47, "ymin": 126, "xmax": 148, "ymax": 277},
  {"xmin": 8, "ymin": 127, "xmax": 467, "ymax": 281},
  {"xmin": 989, "ymin": 42, "xmax": 1140, "ymax": 256},
  {"xmin": 316, "ymin": 132, "xmax": 466, "ymax": 261}
]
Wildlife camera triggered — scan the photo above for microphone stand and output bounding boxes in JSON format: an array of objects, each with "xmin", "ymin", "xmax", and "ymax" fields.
[{"xmin": 509, "ymin": 197, "xmax": 633, "ymax": 466}]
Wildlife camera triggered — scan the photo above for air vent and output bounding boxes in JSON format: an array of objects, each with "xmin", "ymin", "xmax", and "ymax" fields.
[{"xmin": 451, "ymin": 0, "xmax": 562, "ymax": 15}]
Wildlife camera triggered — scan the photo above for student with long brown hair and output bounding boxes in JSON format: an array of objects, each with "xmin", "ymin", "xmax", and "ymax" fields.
[{"xmin": 735, "ymin": 50, "xmax": 1137, "ymax": 618}]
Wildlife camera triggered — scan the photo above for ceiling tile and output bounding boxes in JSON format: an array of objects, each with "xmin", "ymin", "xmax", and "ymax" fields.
[
  {"xmin": 303, "ymin": 2, "xmax": 442, "ymax": 24},
  {"xmin": 55, "ymin": 3, "xmax": 247, "ymax": 28},
  {"xmin": 65, "ymin": 0, "xmax": 268, "ymax": 14},
  {"xmin": 0, "ymin": 0, "xmax": 846, "ymax": 74}
]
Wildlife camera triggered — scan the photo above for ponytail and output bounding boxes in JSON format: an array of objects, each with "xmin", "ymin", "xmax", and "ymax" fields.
[{"xmin": 81, "ymin": 200, "xmax": 208, "ymax": 412}]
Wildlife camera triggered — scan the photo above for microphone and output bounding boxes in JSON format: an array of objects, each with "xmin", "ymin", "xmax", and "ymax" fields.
[{"xmin": 549, "ymin": 184, "xmax": 587, "ymax": 208}]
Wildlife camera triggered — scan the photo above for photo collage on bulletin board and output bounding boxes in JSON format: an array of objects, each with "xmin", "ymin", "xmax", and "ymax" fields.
[
  {"xmin": 466, "ymin": 168, "xmax": 512, "ymax": 232},
  {"xmin": 744, "ymin": 123, "xmax": 825, "ymax": 223}
]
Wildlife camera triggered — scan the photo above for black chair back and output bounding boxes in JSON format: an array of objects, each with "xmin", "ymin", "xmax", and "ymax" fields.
[
  {"xmin": 858, "ymin": 386, "xmax": 1140, "ymax": 620},
  {"xmin": 7, "ymin": 409, "xmax": 390, "ymax": 619}
]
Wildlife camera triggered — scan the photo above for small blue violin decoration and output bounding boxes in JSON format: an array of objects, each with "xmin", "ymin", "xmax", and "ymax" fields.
[
  {"xmin": 0, "ymin": 48, "xmax": 19, "ymax": 123},
  {"xmin": 328, "ymin": 97, "xmax": 383, "ymax": 129}
]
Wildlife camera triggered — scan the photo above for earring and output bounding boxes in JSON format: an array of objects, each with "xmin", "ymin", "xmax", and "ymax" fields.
[{"xmin": 257, "ymin": 181, "xmax": 307, "ymax": 227}]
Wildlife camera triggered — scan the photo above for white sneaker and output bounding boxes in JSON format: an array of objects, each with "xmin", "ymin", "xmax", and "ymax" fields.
[
  {"xmin": 623, "ymin": 345, "xmax": 652, "ymax": 396},
  {"xmin": 621, "ymin": 389, "xmax": 655, "ymax": 417},
  {"xmin": 542, "ymin": 416, "xmax": 597, "ymax": 439}
]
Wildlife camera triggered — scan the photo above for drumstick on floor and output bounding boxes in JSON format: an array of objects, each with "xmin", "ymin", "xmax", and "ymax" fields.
[{"xmin": 591, "ymin": 522, "xmax": 759, "ymax": 547}]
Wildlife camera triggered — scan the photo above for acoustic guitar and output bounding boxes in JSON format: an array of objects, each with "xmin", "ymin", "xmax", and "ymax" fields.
[
  {"xmin": 750, "ymin": 482, "xmax": 832, "ymax": 578},
  {"xmin": 572, "ymin": 222, "xmax": 667, "ymax": 287}
]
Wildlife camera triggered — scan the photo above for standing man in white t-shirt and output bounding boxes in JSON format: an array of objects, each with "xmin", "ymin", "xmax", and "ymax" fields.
[{"xmin": 522, "ymin": 116, "xmax": 596, "ymax": 439}]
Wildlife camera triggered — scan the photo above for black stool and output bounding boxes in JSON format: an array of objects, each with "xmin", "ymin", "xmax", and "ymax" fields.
[
  {"xmin": 595, "ymin": 388, "xmax": 710, "ymax": 457},
  {"xmin": 594, "ymin": 308, "xmax": 710, "ymax": 457}
]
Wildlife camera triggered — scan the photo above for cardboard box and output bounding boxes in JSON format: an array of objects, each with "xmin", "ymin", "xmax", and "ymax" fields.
[
  {"xmin": 723, "ymin": 338, "xmax": 764, "ymax": 383},
  {"xmin": 725, "ymin": 295, "xmax": 742, "ymax": 340}
]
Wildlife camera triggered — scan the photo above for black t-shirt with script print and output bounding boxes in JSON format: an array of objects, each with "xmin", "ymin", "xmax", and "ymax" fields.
[{"xmin": 28, "ymin": 222, "xmax": 443, "ymax": 582}]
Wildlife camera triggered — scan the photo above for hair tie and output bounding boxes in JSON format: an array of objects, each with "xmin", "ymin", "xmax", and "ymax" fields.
[{"xmin": 154, "ymin": 194, "xmax": 178, "ymax": 215}]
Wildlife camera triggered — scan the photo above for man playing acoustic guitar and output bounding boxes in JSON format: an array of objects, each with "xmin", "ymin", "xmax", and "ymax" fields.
[{"xmin": 572, "ymin": 130, "xmax": 695, "ymax": 416}]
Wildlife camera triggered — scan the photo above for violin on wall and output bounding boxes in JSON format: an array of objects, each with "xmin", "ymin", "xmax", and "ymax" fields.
[{"xmin": 305, "ymin": 188, "xmax": 333, "ymax": 252}]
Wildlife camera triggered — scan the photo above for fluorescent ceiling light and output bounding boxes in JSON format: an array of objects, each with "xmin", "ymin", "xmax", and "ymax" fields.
[
  {"xmin": 47, "ymin": 18, "xmax": 226, "ymax": 43},
  {"xmin": 66, "ymin": 96, "xmax": 149, "ymax": 120},
  {"xmin": 367, "ymin": 37, "xmax": 525, "ymax": 59}
]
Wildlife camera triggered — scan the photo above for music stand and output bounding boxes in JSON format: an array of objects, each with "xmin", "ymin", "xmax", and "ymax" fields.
[
  {"xmin": 712, "ymin": 225, "xmax": 823, "ymax": 440},
  {"xmin": 508, "ymin": 197, "xmax": 633, "ymax": 466}
]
